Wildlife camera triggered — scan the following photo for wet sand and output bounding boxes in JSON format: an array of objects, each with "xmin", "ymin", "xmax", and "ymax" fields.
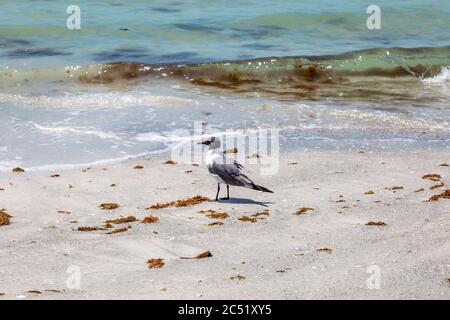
[{"xmin": 0, "ymin": 150, "xmax": 449, "ymax": 299}]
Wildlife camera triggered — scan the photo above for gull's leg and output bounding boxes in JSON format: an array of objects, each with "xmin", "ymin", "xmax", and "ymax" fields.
[
  {"xmin": 215, "ymin": 183, "xmax": 220, "ymax": 201},
  {"xmin": 220, "ymin": 185, "xmax": 230, "ymax": 200}
]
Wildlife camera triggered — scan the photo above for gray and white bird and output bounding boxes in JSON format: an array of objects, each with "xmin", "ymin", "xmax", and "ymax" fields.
[{"xmin": 199, "ymin": 136, "xmax": 273, "ymax": 201}]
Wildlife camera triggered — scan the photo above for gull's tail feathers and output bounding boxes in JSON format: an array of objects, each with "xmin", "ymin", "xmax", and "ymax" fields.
[{"xmin": 251, "ymin": 183, "xmax": 274, "ymax": 193}]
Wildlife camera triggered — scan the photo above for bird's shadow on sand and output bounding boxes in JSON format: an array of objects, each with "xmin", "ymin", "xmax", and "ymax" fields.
[{"xmin": 213, "ymin": 197, "xmax": 273, "ymax": 207}]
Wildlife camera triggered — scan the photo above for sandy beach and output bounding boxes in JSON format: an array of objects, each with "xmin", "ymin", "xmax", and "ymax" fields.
[{"xmin": 0, "ymin": 149, "xmax": 449, "ymax": 300}]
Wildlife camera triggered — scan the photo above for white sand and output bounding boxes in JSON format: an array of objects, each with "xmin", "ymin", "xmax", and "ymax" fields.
[{"xmin": 0, "ymin": 150, "xmax": 449, "ymax": 299}]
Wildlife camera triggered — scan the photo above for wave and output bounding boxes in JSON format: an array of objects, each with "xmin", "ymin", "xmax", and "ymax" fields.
[
  {"xmin": 1, "ymin": 46, "xmax": 449, "ymax": 104},
  {"xmin": 421, "ymin": 66, "xmax": 450, "ymax": 85}
]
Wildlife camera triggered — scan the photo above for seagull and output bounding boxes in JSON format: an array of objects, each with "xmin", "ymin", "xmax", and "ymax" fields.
[{"xmin": 199, "ymin": 136, "xmax": 273, "ymax": 201}]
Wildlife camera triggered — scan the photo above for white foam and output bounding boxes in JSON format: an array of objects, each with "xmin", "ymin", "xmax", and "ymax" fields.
[
  {"xmin": 421, "ymin": 66, "xmax": 450, "ymax": 85},
  {"xmin": 0, "ymin": 91, "xmax": 195, "ymax": 109},
  {"xmin": 32, "ymin": 123, "xmax": 125, "ymax": 141}
]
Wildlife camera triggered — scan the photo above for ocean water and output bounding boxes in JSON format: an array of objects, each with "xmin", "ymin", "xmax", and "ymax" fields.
[{"xmin": 0, "ymin": 0, "xmax": 449, "ymax": 171}]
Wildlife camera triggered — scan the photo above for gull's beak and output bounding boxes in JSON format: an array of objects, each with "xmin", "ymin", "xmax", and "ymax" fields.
[{"xmin": 198, "ymin": 139, "xmax": 210, "ymax": 145}]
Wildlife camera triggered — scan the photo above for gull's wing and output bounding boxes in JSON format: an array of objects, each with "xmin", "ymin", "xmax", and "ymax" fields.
[{"xmin": 208, "ymin": 156, "xmax": 253, "ymax": 187}]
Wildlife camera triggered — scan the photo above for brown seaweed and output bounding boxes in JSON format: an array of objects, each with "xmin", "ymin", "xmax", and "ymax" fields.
[
  {"xmin": 251, "ymin": 209, "xmax": 270, "ymax": 217},
  {"xmin": 147, "ymin": 258, "xmax": 165, "ymax": 269},
  {"xmin": 238, "ymin": 216, "xmax": 257, "ymax": 222},
  {"xmin": 141, "ymin": 216, "xmax": 160, "ymax": 224},
  {"xmin": 428, "ymin": 189, "xmax": 450, "ymax": 202},
  {"xmin": 147, "ymin": 195, "xmax": 209, "ymax": 209},
  {"xmin": 181, "ymin": 251, "xmax": 213, "ymax": 259},
  {"xmin": 207, "ymin": 222, "xmax": 224, "ymax": 226},
  {"xmin": 294, "ymin": 207, "xmax": 314, "ymax": 215},
  {"xmin": 27, "ymin": 290, "xmax": 42, "ymax": 295},
  {"xmin": 422, "ymin": 174, "xmax": 441, "ymax": 181},
  {"xmin": 105, "ymin": 216, "xmax": 137, "ymax": 224},
  {"xmin": 366, "ymin": 221, "xmax": 387, "ymax": 226},
  {"xmin": 0, "ymin": 210, "xmax": 12, "ymax": 226},
  {"xmin": 77, "ymin": 226, "xmax": 104, "ymax": 232},
  {"xmin": 99, "ymin": 203, "xmax": 120, "ymax": 210},
  {"xmin": 386, "ymin": 186, "xmax": 404, "ymax": 190},
  {"xmin": 206, "ymin": 212, "xmax": 229, "ymax": 219},
  {"xmin": 316, "ymin": 248, "xmax": 333, "ymax": 254},
  {"xmin": 106, "ymin": 227, "xmax": 129, "ymax": 234},
  {"xmin": 430, "ymin": 182, "xmax": 444, "ymax": 190}
]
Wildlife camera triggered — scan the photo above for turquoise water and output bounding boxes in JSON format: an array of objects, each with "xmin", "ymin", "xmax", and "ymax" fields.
[
  {"xmin": 0, "ymin": 1, "xmax": 449, "ymax": 171},
  {"xmin": 1, "ymin": 0, "xmax": 449, "ymax": 67}
]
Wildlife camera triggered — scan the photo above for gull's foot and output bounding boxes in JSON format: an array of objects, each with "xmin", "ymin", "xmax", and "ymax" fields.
[{"xmin": 220, "ymin": 197, "xmax": 230, "ymax": 201}]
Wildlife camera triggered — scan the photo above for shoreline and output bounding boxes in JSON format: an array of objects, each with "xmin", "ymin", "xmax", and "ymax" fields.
[{"xmin": 0, "ymin": 149, "xmax": 449, "ymax": 299}]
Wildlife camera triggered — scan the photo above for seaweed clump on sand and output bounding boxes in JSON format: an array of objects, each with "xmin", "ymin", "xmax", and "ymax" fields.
[
  {"xmin": 141, "ymin": 216, "xmax": 159, "ymax": 224},
  {"xmin": 205, "ymin": 211, "xmax": 229, "ymax": 219},
  {"xmin": 0, "ymin": 210, "xmax": 12, "ymax": 226},
  {"xmin": 422, "ymin": 174, "xmax": 441, "ymax": 181},
  {"xmin": 430, "ymin": 182, "xmax": 444, "ymax": 190},
  {"xmin": 251, "ymin": 210, "xmax": 270, "ymax": 217},
  {"xmin": 180, "ymin": 251, "xmax": 213, "ymax": 259},
  {"xmin": 428, "ymin": 189, "xmax": 450, "ymax": 202},
  {"xmin": 147, "ymin": 195, "xmax": 209, "ymax": 210},
  {"xmin": 99, "ymin": 203, "xmax": 120, "ymax": 210},
  {"xmin": 27, "ymin": 290, "xmax": 42, "ymax": 295},
  {"xmin": 238, "ymin": 216, "xmax": 257, "ymax": 223},
  {"xmin": 294, "ymin": 207, "xmax": 314, "ymax": 215},
  {"xmin": 12, "ymin": 167, "xmax": 25, "ymax": 173},
  {"xmin": 77, "ymin": 226, "xmax": 105, "ymax": 232},
  {"xmin": 207, "ymin": 222, "xmax": 224, "ymax": 227},
  {"xmin": 366, "ymin": 221, "xmax": 387, "ymax": 226},
  {"xmin": 147, "ymin": 258, "xmax": 165, "ymax": 269},
  {"xmin": 386, "ymin": 186, "xmax": 404, "ymax": 191},
  {"xmin": 316, "ymin": 248, "xmax": 333, "ymax": 254},
  {"xmin": 105, "ymin": 216, "xmax": 137, "ymax": 224},
  {"xmin": 106, "ymin": 227, "xmax": 129, "ymax": 235}
]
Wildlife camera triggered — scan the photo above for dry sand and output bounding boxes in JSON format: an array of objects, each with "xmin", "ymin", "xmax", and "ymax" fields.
[{"xmin": 0, "ymin": 150, "xmax": 449, "ymax": 299}]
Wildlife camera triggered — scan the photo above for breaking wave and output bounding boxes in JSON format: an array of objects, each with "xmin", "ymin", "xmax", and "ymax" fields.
[{"xmin": 1, "ymin": 46, "xmax": 450, "ymax": 104}]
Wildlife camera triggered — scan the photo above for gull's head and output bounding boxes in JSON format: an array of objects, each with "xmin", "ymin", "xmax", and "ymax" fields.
[{"xmin": 198, "ymin": 136, "xmax": 221, "ymax": 150}]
